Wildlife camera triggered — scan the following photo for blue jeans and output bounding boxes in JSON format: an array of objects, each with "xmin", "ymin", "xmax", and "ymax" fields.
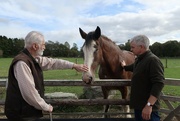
[{"xmin": 134, "ymin": 109, "xmax": 160, "ymax": 121}]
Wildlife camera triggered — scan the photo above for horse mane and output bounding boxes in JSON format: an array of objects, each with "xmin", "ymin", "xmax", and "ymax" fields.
[
  {"xmin": 101, "ymin": 35, "xmax": 116, "ymax": 44},
  {"xmin": 97, "ymin": 34, "xmax": 126, "ymax": 71},
  {"xmin": 99, "ymin": 35, "xmax": 123, "ymax": 53}
]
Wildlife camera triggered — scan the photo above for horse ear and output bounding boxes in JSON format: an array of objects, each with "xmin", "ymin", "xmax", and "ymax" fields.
[
  {"xmin": 79, "ymin": 28, "xmax": 87, "ymax": 39},
  {"xmin": 94, "ymin": 26, "xmax": 101, "ymax": 40}
]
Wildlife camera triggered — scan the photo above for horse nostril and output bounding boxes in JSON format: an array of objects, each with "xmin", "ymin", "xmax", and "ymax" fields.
[
  {"xmin": 86, "ymin": 77, "xmax": 92, "ymax": 84},
  {"xmin": 89, "ymin": 77, "xmax": 92, "ymax": 81}
]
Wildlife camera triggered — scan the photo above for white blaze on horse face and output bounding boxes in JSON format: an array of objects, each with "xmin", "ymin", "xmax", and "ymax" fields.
[{"xmin": 82, "ymin": 40, "xmax": 96, "ymax": 83}]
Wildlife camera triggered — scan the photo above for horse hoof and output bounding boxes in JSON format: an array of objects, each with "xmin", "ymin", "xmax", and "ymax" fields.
[{"xmin": 126, "ymin": 114, "xmax": 132, "ymax": 118}]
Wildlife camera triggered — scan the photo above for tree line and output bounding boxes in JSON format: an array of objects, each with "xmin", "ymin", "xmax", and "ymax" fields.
[
  {"xmin": 120, "ymin": 39, "xmax": 180, "ymax": 57},
  {"xmin": 0, "ymin": 35, "xmax": 180, "ymax": 58},
  {"xmin": 0, "ymin": 35, "xmax": 81, "ymax": 58}
]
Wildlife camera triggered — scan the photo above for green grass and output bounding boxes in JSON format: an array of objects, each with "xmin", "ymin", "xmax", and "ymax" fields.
[
  {"xmin": 0, "ymin": 57, "xmax": 85, "ymax": 97},
  {"xmin": 0, "ymin": 57, "xmax": 84, "ymax": 79},
  {"xmin": 0, "ymin": 58, "xmax": 12, "ymax": 78},
  {"xmin": 161, "ymin": 58, "xmax": 180, "ymax": 79},
  {"xmin": 1, "ymin": 57, "xmax": 180, "ymax": 96}
]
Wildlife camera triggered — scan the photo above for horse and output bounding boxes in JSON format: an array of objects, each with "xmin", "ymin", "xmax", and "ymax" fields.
[{"xmin": 79, "ymin": 26, "xmax": 135, "ymax": 118}]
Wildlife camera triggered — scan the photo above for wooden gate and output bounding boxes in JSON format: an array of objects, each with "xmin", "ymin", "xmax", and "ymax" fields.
[{"xmin": 0, "ymin": 78, "xmax": 179, "ymax": 121}]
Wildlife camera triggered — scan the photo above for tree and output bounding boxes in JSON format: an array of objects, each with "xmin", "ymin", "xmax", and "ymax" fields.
[
  {"xmin": 124, "ymin": 39, "xmax": 131, "ymax": 51},
  {"xmin": 162, "ymin": 40, "xmax": 180, "ymax": 57},
  {"xmin": 118, "ymin": 39, "xmax": 131, "ymax": 51},
  {"xmin": 43, "ymin": 40, "xmax": 54, "ymax": 56},
  {"xmin": 64, "ymin": 41, "xmax": 70, "ymax": 49},
  {"xmin": 150, "ymin": 42, "xmax": 163, "ymax": 57},
  {"xmin": 59, "ymin": 44, "xmax": 69, "ymax": 57},
  {"xmin": 12, "ymin": 38, "xmax": 24, "ymax": 56},
  {"xmin": 0, "ymin": 36, "xmax": 13, "ymax": 57},
  {"xmin": 70, "ymin": 43, "xmax": 79, "ymax": 57}
]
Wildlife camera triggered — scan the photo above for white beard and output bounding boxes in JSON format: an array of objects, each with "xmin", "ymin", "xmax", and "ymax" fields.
[{"xmin": 37, "ymin": 49, "xmax": 44, "ymax": 56}]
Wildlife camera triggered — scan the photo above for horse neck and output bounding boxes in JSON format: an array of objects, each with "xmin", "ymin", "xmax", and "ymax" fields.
[{"xmin": 99, "ymin": 37, "xmax": 123, "ymax": 70}]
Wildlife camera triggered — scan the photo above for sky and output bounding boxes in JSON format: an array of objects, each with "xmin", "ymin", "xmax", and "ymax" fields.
[{"xmin": 0, "ymin": 0, "xmax": 180, "ymax": 49}]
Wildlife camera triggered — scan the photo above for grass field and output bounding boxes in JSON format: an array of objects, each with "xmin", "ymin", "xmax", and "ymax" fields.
[
  {"xmin": 1, "ymin": 57, "xmax": 180, "ymax": 79},
  {"xmin": 0, "ymin": 57, "xmax": 180, "ymax": 96}
]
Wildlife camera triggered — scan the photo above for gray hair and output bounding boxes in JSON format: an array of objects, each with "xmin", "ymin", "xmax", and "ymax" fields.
[
  {"xmin": 130, "ymin": 35, "xmax": 150, "ymax": 50},
  {"xmin": 24, "ymin": 31, "xmax": 44, "ymax": 48}
]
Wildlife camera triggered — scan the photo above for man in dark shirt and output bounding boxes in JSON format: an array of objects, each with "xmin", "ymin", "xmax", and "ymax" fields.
[{"xmin": 122, "ymin": 35, "xmax": 164, "ymax": 121}]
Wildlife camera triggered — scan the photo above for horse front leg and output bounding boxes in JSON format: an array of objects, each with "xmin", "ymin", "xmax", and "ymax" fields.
[
  {"xmin": 101, "ymin": 86, "xmax": 111, "ymax": 118},
  {"xmin": 121, "ymin": 86, "xmax": 131, "ymax": 118}
]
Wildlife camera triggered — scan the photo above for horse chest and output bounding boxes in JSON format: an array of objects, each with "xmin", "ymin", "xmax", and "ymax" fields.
[{"xmin": 98, "ymin": 66, "xmax": 121, "ymax": 79}]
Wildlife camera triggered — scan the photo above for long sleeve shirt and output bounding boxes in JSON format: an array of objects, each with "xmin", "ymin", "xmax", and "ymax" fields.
[
  {"xmin": 124, "ymin": 50, "xmax": 164, "ymax": 110},
  {"xmin": 13, "ymin": 56, "xmax": 74, "ymax": 111}
]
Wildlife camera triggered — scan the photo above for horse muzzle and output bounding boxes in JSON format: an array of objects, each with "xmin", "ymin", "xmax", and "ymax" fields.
[{"xmin": 82, "ymin": 72, "xmax": 93, "ymax": 84}]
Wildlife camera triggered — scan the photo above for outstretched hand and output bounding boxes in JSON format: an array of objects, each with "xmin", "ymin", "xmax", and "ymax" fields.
[{"xmin": 73, "ymin": 64, "xmax": 89, "ymax": 72}]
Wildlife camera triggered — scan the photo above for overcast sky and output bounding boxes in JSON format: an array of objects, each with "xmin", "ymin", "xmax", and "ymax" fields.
[{"xmin": 0, "ymin": 0, "xmax": 180, "ymax": 49}]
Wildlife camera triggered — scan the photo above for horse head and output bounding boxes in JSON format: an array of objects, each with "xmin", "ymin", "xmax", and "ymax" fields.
[{"xmin": 79, "ymin": 26, "xmax": 102, "ymax": 84}]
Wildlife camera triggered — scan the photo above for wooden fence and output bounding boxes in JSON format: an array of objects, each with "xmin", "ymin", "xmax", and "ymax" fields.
[{"xmin": 0, "ymin": 78, "xmax": 179, "ymax": 121}]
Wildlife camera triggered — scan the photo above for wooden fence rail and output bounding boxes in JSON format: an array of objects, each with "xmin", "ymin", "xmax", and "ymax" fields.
[{"xmin": 0, "ymin": 78, "xmax": 179, "ymax": 121}]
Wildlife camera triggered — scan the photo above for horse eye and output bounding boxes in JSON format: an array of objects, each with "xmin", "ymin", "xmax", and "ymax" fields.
[
  {"xmin": 93, "ymin": 45, "xmax": 98, "ymax": 52},
  {"xmin": 93, "ymin": 45, "xmax": 97, "ymax": 49}
]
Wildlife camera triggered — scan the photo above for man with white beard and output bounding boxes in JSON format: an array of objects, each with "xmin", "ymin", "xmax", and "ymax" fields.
[{"xmin": 5, "ymin": 31, "xmax": 88, "ymax": 121}]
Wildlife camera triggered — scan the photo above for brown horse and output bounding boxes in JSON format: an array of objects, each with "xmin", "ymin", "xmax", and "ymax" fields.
[{"xmin": 79, "ymin": 26, "xmax": 135, "ymax": 118}]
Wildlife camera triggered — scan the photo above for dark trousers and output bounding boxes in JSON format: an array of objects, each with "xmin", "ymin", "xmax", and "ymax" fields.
[
  {"xmin": 22, "ymin": 117, "xmax": 39, "ymax": 121},
  {"xmin": 134, "ymin": 109, "xmax": 160, "ymax": 121},
  {"xmin": 8, "ymin": 118, "xmax": 38, "ymax": 121}
]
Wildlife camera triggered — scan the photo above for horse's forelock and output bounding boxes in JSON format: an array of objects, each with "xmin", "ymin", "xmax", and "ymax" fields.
[{"xmin": 84, "ymin": 31, "xmax": 97, "ymax": 47}]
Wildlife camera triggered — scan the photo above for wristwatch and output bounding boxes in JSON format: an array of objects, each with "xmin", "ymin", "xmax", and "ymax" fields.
[{"xmin": 147, "ymin": 102, "xmax": 153, "ymax": 106}]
